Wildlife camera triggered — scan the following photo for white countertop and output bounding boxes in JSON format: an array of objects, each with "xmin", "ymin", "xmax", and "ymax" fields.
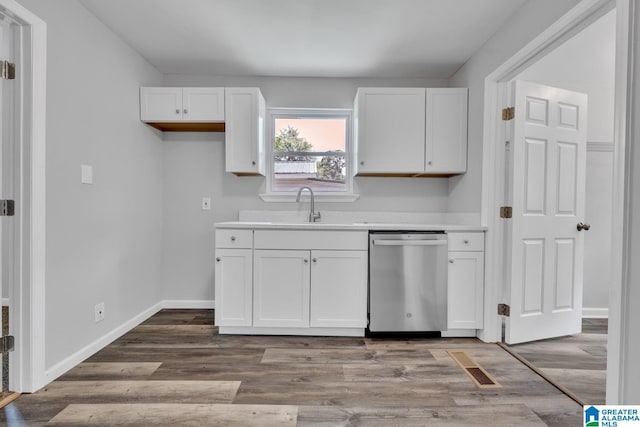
[{"xmin": 215, "ymin": 221, "xmax": 486, "ymax": 232}]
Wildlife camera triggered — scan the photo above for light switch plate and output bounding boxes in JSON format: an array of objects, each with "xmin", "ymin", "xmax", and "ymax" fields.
[
  {"xmin": 202, "ymin": 197, "xmax": 211, "ymax": 210},
  {"xmin": 81, "ymin": 164, "xmax": 93, "ymax": 184}
]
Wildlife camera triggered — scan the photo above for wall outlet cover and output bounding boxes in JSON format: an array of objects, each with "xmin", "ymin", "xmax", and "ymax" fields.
[
  {"xmin": 202, "ymin": 197, "xmax": 212, "ymax": 210},
  {"xmin": 94, "ymin": 302, "xmax": 105, "ymax": 322}
]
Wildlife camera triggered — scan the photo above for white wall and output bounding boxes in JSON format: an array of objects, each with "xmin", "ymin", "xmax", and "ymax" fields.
[
  {"xmin": 448, "ymin": 0, "xmax": 581, "ymax": 212},
  {"xmin": 16, "ymin": 0, "xmax": 165, "ymax": 370},
  {"xmin": 516, "ymin": 10, "xmax": 616, "ymax": 315},
  {"xmin": 160, "ymin": 75, "xmax": 450, "ymax": 301}
]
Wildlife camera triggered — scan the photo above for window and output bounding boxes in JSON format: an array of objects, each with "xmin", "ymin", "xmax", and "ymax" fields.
[{"xmin": 264, "ymin": 108, "xmax": 355, "ymax": 200}]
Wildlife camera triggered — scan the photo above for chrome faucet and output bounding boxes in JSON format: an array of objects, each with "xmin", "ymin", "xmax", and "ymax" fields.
[{"xmin": 296, "ymin": 186, "xmax": 321, "ymax": 223}]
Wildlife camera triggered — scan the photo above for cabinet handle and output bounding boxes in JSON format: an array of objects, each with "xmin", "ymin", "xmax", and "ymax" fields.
[
  {"xmin": 183, "ymin": 109, "xmax": 188, "ymax": 114},
  {"xmin": 449, "ymin": 259, "xmax": 454, "ymax": 264},
  {"xmin": 216, "ymin": 257, "xmax": 221, "ymax": 262},
  {"xmin": 252, "ymin": 161, "xmax": 256, "ymax": 166},
  {"xmin": 175, "ymin": 109, "xmax": 180, "ymax": 114},
  {"xmin": 312, "ymin": 258, "xmax": 317, "ymax": 263},
  {"xmin": 428, "ymin": 161, "xmax": 432, "ymax": 166},
  {"xmin": 360, "ymin": 161, "xmax": 364, "ymax": 166},
  {"xmin": 230, "ymin": 236, "xmax": 236, "ymax": 242},
  {"xmin": 463, "ymin": 239, "xmax": 469, "ymax": 244},
  {"xmin": 304, "ymin": 259, "xmax": 309, "ymax": 263}
]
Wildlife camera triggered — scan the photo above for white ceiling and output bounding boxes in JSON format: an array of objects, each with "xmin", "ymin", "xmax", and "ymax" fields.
[{"xmin": 80, "ymin": 0, "xmax": 527, "ymax": 79}]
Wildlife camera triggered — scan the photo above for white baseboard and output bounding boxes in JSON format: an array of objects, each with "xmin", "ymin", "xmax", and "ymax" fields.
[
  {"xmin": 162, "ymin": 299, "xmax": 214, "ymax": 309},
  {"xmin": 583, "ymin": 307, "xmax": 609, "ymax": 318},
  {"xmin": 1, "ymin": 297, "xmax": 9, "ymax": 306},
  {"xmin": 44, "ymin": 301, "xmax": 164, "ymax": 384}
]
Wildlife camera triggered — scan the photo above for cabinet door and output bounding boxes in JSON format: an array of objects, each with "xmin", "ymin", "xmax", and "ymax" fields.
[
  {"xmin": 447, "ymin": 251, "xmax": 484, "ymax": 329},
  {"xmin": 225, "ymin": 88, "xmax": 265, "ymax": 176},
  {"xmin": 140, "ymin": 87, "xmax": 182, "ymax": 122},
  {"xmin": 253, "ymin": 250, "xmax": 310, "ymax": 327},
  {"xmin": 183, "ymin": 87, "xmax": 225, "ymax": 122},
  {"xmin": 355, "ymin": 88, "xmax": 425, "ymax": 175},
  {"xmin": 215, "ymin": 249, "xmax": 253, "ymax": 326},
  {"xmin": 310, "ymin": 250, "xmax": 367, "ymax": 328},
  {"xmin": 425, "ymin": 88, "xmax": 468, "ymax": 174}
]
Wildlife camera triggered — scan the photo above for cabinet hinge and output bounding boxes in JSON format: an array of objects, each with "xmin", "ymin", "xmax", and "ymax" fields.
[
  {"xmin": 502, "ymin": 107, "xmax": 515, "ymax": 121},
  {"xmin": 497, "ymin": 304, "xmax": 511, "ymax": 317},
  {"xmin": 1, "ymin": 60, "xmax": 15, "ymax": 80},
  {"xmin": 499, "ymin": 206, "xmax": 512, "ymax": 219},
  {"xmin": 0, "ymin": 200, "xmax": 15, "ymax": 217},
  {"xmin": 1, "ymin": 335, "xmax": 14, "ymax": 353}
]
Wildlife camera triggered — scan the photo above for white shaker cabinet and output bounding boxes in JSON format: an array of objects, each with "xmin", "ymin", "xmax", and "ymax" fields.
[
  {"xmin": 354, "ymin": 88, "xmax": 426, "ymax": 175},
  {"xmin": 214, "ymin": 229, "xmax": 254, "ymax": 327},
  {"xmin": 354, "ymin": 87, "xmax": 468, "ymax": 176},
  {"xmin": 140, "ymin": 87, "xmax": 224, "ymax": 123},
  {"xmin": 214, "ymin": 249, "xmax": 253, "ymax": 327},
  {"xmin": 253, "ymin": 250, "xmax": 311, "ymax": 328},
  {"xmin": 447, "ymin": 232, "xmax": 485, "ymax": 330},
  {"xmin": 424, "ymin": 88, "xmax": 468, "ymax": 174},
  {"xmin": 310, "ymin": 250, "xmax": 368, "ymax": 328},
  {"xmin": 224, "ymin": 87, "xmax": 266, "ymax": 176}
]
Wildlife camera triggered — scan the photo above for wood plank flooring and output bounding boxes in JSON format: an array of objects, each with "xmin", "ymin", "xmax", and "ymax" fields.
[
  {"xmin": 506, "ymin": 318, "xmax": 607, "ymax": 405},
  {"xmin": 0, "ymin": 309, "xmax": 582, "ymax": 426}
]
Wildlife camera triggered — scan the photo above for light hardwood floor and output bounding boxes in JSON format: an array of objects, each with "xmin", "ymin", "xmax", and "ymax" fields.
[
  {"xmin": 1, "ymin": 310, "xmax": 583, "ymax": 426},
  {"xmin": 505, "ymin": 318, "xmax": 607, "ymax": 405}
]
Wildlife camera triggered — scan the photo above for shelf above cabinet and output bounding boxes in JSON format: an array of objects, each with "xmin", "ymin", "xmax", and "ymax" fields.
[{"xmin": 145, "ymin": 122, "xmax": 226, "ymax": 132}]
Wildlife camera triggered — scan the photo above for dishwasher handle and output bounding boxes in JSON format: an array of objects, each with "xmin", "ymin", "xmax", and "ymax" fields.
[{"xmin": 372, "ymin": 239, "xmax": 447, "ymax": 246}]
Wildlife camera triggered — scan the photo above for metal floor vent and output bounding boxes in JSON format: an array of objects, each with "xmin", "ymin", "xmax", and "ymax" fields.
[{"xmin": 448, "ymin": 350, "xmax": 502, "ymax": 389}]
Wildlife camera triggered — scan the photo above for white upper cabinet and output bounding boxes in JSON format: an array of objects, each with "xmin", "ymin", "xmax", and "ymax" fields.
[
  {"xmin": 140, "ymin": 87, "xmax": 224, "ymax": 123},
  {"xmin": 224, "ymin": 87, "xmax": 265, "ymax": 176},
  {"xmin": 354, "ymin": 87, "xmax": 468, "ymax": 176},
  {"xmin": 425, "ymin": 88, "xmax": 468, "ymax": 174},
  {"xmin": 354, "ymin": 88, "xmax": 426, "ymax": 175},
  {"xmin": 182, "ymin": 88, "xmax": 225, "ymax": 122}
]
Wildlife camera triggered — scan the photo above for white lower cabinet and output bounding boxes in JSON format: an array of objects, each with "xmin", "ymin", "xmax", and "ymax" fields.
[
  {"xmin": 447, "ymin": 232, "xmax": 485, "ymax": 330},
  {"xmin": 310, "ymin": 250, "xmax": 368, "ymax": 328},
  {"xmin": 214, "ymin": 249, "xmax": 253, "ymax": 327},
  {"xmin": 253, "ymin": 250, "xmax": 311, "ymax": 328},
  {"xmin": 253, "ymin": 249, "xmax": 368, "ymax": 329}
]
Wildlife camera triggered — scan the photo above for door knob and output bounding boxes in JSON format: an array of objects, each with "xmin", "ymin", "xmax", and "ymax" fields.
[{"xmin": 577, "ymin": 222, "xmax": 591, "ymax": 231}]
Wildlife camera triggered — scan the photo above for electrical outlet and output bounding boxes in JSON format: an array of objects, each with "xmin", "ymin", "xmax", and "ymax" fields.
[
  {"xmin": 94, "ymin": 302, "xmax": 105, "ymax": 322},
  {"xmin": 202, "ymin": 197, "xmax": 212, "ymax": 210}
]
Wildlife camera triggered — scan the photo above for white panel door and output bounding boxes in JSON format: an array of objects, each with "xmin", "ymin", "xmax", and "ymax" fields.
[
  {"xmin": 505, "ymin": 81, "xmax": 588, "ymax": 344},
  {"xmin": 309, "ymin": 250, "xmax": 367, "ymax": 328},
  {"xmin": 253, "ymin": 250, "xmax": 310, "ymax": 328},
  {"xmin": 182, "ymin": 87, "xmax": 224, "ymax": 122},
  {"xmin": 139, "ymin": 87, "xmax": 182, "ymax": 121},
  {"xmin": 355, "ymin": 88, "xmax": 425, "ymax": 174},
  {"xmin": 214, "ymin": 249, "xmax": 253, "ymax": 327}
]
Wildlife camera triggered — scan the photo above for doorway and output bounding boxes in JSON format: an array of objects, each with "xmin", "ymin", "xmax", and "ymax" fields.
[
  {"xmin": 500, "ymin": 8, "xmax": 615, "ymax": 405},
  {"xmin": 481, "ymin": 0, "xmax": 631, "ymax": 405}
]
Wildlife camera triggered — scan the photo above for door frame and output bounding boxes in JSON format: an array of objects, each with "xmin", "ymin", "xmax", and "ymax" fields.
[
  {"xmin": 0, "ymin": 0, "xmax": 46, "ymax": 393},
  {"xmin": 481, "ymin": 0, "xmax": 630, "ymax": 403}
]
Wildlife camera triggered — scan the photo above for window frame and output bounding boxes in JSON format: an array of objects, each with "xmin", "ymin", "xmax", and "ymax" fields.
[{"xmin": 260, "ymin": 107, "xmax": 359, "ymax": 202}]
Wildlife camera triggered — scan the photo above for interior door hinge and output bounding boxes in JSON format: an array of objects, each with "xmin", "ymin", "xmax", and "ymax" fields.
[
  {"xmin": 1, "ymin": 336, "xmax": 14, "ymax": 353},
  {"xmin": 1, "ymin": 60, "xmax": 15, "ymax": 80},
  {"xmin": 502, "ymin": 107, "xmax": 515, "ymax": 121},
  {"xmin": 499, "ymin": 206, "xmax": 512, "ymax": 219},
  {"xmin": 0, "ymin": 200, "xmax": 15, "ymax": 216},
  {"xmin": 497, "ymin": 304, "xmax": 511, "ymax": 317}
]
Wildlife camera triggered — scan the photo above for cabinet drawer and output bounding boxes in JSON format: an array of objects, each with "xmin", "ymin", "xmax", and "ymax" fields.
[
  {"xmin": 447, "ymin": 232, "xmax": 484, "ymax": 251},
  {"xmin": 216, "ymin": 229, "xmax": 253, "ymax": 249}
]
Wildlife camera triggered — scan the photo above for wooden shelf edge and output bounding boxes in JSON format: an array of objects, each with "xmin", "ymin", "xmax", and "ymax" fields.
[{"xmin": 144, "ymin": 122, "xmax": 226, "ymax": 132}]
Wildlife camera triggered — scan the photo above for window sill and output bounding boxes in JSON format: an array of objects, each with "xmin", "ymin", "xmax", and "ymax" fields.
[{"xmin": 259, "ymin": 193, "xmax": 360, "ymax": 203}]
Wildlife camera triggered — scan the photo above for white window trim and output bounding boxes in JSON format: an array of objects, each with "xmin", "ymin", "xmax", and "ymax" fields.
[{"xmin": 260, "ymin": 107, "xmax": 359, "ymax": 202}]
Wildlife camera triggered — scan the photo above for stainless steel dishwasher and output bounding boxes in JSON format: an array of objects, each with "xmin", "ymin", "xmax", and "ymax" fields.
[{"xmin": 369, "ymin": 231, "xmax": 448, "ymax": 333}]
